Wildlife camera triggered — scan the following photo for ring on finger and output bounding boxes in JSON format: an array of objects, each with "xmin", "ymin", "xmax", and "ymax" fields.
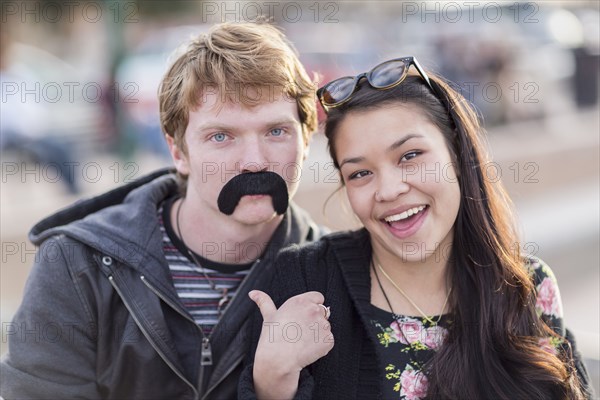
[{"xmin": 318, "ymin": 304, "xmax": 331, "ymax": 320}]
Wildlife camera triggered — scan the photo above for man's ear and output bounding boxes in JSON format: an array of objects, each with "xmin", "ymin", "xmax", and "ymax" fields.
[
  {"xmin": 303, "ymin": 145, "xmax": 310, "ymax": 161},
  {"xmin": 165, "ymin": 134, "xmax": 190, "ymax": 175}
]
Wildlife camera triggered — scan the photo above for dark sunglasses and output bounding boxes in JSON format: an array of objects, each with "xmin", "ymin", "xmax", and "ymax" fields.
[{"xmin": 317, "ymin": 56, "xmax": 435, "ymax": 112}]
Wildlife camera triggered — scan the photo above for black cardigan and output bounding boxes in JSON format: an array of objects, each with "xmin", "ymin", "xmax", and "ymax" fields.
[
  {"xmin": 238, "ymin": 229, "xmax": 594, "ymax": 399},
  {"xmin": 239, "ymin": 229, "xmax": 380, "ymax": 399}
]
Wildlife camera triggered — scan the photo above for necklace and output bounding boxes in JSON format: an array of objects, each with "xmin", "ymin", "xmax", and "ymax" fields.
[
  {"xmin": 372, "ymin": 261, "xmax": 400, "ymax": 320},
  {"xmin": 175, "ymin": 198, "xmax": 230, "ymax": 314},
  {"xmin": 371, "ymin": 262, "xmax": 425, "ymax": 370},
  {"xmin": 374, "ymin": 258, "xmax": 451, "ymax": 326}
]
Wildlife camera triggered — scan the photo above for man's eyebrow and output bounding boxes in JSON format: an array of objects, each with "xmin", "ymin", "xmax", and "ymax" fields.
[
  {"xmin": 339, "ymin": 134, "xmax": 423, "ymax": 169},
  {"xmin": 261, "ymin": 118, "xmax": 302, "ymax": 128},
  {"xmin": 193, "ymin": 119, "xmax": 300, "ymax": 133},
  {"xmin": 193, "ymin": 123, "xmax": 232, "ymax": 133}
]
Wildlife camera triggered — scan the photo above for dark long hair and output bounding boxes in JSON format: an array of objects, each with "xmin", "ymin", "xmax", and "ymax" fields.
[{"xmin": 324, "ymin": 73, "xmax": 584, "ymax": 399}]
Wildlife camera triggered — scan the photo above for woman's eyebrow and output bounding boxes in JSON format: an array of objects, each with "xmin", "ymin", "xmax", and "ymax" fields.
[
  {"xmin": 339, "ymin": 133, "xmax": 424, "ymax": 169},
  {"xmin": 387, "ymin": 134, "xmax": 423, "ymax": 153}
]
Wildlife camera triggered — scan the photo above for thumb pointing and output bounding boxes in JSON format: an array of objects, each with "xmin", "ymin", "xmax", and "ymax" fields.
[{"xmin": 248, "ymin": 290, "xmax": 277, "ymax": 318}]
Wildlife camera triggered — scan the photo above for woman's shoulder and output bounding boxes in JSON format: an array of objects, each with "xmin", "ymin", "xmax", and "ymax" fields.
[
  {"xmin": 524, "ymin": 256, "xmax": 564, "ymax": 327},
  {"xmin": 524, "ymin": 256, "xmax": 559, "ymax": 291},
  {"xmin": 270, "ymin": 229, "xmax": 369, "ymax": 297},
  {"xmin": 274, "ymin": 228, "xmax": 370, "ymax": 285},
  {"xmin": 278, "ymin": 228, "xmax": 369, "ymax": 259}
]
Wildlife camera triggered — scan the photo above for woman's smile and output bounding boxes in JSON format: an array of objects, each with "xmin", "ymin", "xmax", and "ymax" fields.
[{"xmin": 381, "ymin": 205, "xmax": 429, "ymax": 239}]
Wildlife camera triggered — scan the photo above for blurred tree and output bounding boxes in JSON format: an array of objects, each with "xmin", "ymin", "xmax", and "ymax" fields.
[{"xmin": 134, "ymin": 0, "xmax": 198, "ymax": 17}]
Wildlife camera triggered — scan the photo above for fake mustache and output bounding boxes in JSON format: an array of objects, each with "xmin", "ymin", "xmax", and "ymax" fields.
[{"xmin": 217, "ymin": 171, "xmax": 289, "ymax": 216}]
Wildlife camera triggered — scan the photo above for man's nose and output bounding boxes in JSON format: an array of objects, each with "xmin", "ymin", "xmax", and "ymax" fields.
[{"xmin": 239, "ymin": 138, "xmax": 269, "ymax": 173}]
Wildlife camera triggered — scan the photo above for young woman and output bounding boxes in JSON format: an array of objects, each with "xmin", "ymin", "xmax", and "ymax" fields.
[{"xmin": 239, "ymin": 57, "xmax": 592, "ymax": 399}]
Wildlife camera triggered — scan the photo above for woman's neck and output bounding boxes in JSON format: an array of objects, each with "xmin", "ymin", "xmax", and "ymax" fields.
[
  {"xmin": 370, "ymin": 241, "xmax": 452, "ymax": 316},
  {"xmin": 373, "ymin": 242, "xmax": 449, "ymax": 290}
]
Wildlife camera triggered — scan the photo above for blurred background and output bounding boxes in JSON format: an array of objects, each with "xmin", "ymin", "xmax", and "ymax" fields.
[{"xmin": 1, "ymin": 0, "xmax": 598, "ymax": 393}]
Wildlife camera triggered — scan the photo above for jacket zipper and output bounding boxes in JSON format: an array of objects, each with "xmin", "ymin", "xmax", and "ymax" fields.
[
  {"xmin": 140, "ymin": 275, "xmax": 204, "ymax": 331},
  {"xmin": 108, "ymin": 275, "xmax": 199, "ymax": 398},
  {"xmin": 141, "ymin": 259, "xmax": 261, "ymax": 399},
  {"xmin": 140, "ymin": 275, "xmax": 212, "ymax": 399}
]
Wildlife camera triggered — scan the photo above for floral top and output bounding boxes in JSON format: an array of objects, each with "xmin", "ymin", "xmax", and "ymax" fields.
[{"xmin": 368, "ymin": 259, "xmax": 565, "ymax": 400}]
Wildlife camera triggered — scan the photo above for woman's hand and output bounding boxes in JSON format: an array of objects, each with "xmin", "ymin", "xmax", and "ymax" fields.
[{"xmin": 249, "ymin": 290, "xmax": 334, "ymax": 399}]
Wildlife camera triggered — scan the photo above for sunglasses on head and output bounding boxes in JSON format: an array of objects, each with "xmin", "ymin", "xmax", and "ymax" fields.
[{"xmin": 317, "ymin": 56, "xmax": 436, "ymax": 112}]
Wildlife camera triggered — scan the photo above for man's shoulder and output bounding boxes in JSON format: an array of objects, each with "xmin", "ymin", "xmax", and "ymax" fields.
[
  {"xmin": 287, "ymin": 203, "xmax": 330, "ymax": 242},
  {"xmin": 29, "ymin": 168, "xmax": 178, "ymax": 256}
]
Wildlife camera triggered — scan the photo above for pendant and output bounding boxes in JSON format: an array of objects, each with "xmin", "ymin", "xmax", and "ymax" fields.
[{"xmin": 217, "ymin": 288, "xmax": 229, "ymax": 313}]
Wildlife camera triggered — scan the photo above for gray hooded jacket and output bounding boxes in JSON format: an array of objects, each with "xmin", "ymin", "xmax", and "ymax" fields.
[{"xmin": 1, "ymin": 168, "xmax": 326, "ymax": 399}]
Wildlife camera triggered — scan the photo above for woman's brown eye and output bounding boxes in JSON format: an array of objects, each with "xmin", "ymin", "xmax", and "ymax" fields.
[{"xmin": 401, "ymin": 151, "xmax": 420, "ymax": 162}]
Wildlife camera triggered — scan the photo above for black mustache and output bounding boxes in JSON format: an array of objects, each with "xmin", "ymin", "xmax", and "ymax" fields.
[{"xmin": 217, "ymin": 171, "xmax": 289, "ymax": 215}]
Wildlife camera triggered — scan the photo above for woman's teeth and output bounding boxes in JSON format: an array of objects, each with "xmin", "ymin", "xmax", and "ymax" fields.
[{"xmin": 384, "ymin": 205, "xmax": 426, "ymax": 223}]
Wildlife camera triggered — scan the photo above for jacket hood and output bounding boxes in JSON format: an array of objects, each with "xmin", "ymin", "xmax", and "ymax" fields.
[
  {"xmin": 29, "ymin": 168, "xmax": 176, "ymax": 265},
  {"xmin": 29, "ymin": 167, "xmax": 321, "ymax": 269}
]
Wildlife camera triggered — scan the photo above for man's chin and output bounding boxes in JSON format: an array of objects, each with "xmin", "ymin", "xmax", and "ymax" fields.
[{"xmin": 229, "ymin": 200, "xmax": 281, "ymax": 226}]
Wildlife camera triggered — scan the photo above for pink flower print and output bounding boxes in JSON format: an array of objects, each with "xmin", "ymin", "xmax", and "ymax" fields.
[
  {"xmin": 394, "ymin": 319, "xmax": 425, "ymax": 345},
  {"xmin": 539, "ymin": 337, "xmax": 558, "ymax": 355},
  {"xmin": 423, "ymin": 325, "xmax": 448, "ymax": 350},
  {"xmin": 400, "ymin": 368, "xmax": 429, "ymax": 400},
  {"xmin": 536, "ymin": 277, "xmax": 562, "ymax": 318},
  {"xmin": 390, "ymin": 320, "xmax": 404, "ymax": 342}
]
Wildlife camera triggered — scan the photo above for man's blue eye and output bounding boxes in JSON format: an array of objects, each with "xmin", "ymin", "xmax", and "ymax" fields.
[
  {"xmin": 213, "ymin": 133, "xmax": 227, "ymax": 142},
  {"xmin": 270, "ymin": 128, "xmax": 283, "ymax": 136}
]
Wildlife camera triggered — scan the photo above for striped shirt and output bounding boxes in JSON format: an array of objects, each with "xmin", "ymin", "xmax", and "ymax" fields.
[{"xmin": 158, "ymin": 196, "xmax": 252, "ymax": 336}]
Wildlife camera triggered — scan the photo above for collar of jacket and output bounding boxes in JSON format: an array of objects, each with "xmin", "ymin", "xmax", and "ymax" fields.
[
  {"xmin": 327, "ymin": 228, "xmax": 383, "ymax": 398},
  {"xmin": 328, "ymin": 228, "xmax": 372, "ymax": 314},
  {"xmin": 29, "ymin": 167, "xmax": 175, "ymax": 255}
]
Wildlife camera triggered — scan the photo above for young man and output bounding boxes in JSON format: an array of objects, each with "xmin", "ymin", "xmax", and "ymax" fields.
[{"xmin": 1, "ymin": 22, "xmax": 325, "ymax": 399}]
